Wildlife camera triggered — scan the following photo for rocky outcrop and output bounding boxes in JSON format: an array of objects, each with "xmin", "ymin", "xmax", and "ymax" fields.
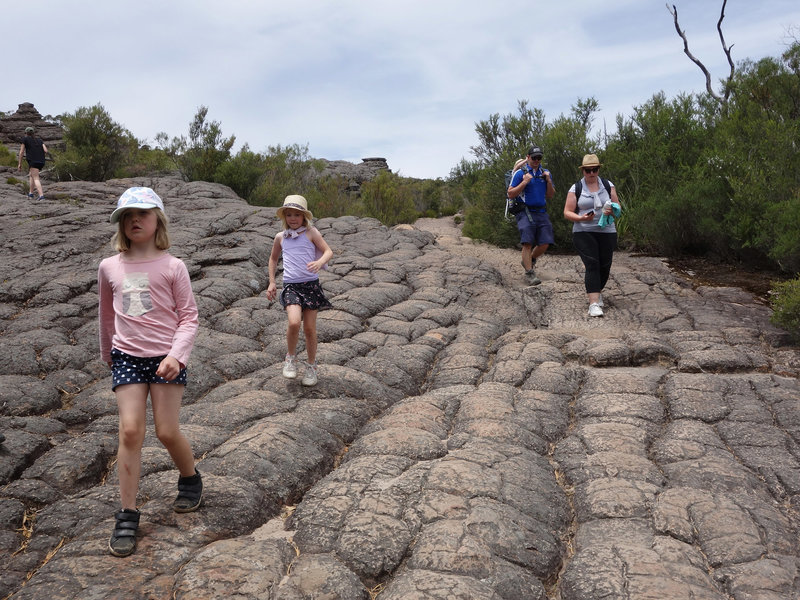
[
  {"xmin": 0, "ymin": 176, "xmax": 798, "ymax": 600},
  {"xmin": 0, "ymin": 103, "xmax": 64, "ymax": 149},
  {"xmin": 316, "ymin": 157, "xmax": 390, "ymax": 190}
]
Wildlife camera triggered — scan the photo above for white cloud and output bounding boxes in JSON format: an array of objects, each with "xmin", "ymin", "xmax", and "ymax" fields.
[{"xmin": 4, "ymin": 0, "xmax": 799, "ymax": 179}]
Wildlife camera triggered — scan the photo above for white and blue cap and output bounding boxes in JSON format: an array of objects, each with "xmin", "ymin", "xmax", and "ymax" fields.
[{"xmin": 110, "ymin": 187, "xmax": 164, "ymax": 223}]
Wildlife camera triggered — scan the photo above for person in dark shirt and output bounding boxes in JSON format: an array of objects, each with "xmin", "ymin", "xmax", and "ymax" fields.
[{"xmin": 17, "ymin": 126, "xmax": 48, "ymax": 200}]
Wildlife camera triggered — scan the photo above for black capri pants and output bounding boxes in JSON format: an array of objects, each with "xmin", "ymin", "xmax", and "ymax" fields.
[{"xmin": 572, "ymin": 231, "xmax": 618, "ymax": 294}]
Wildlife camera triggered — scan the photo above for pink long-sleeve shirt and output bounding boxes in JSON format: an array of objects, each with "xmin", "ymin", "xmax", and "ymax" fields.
[{"xmin": 98, "ymin": 253, "xmax": 199, "ymax": 366}]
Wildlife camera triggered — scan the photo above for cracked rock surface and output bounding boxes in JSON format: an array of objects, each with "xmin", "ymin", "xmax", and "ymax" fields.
[{"xmin": 0, "ymin": 174, "xmax": 798, "ymax": 599}]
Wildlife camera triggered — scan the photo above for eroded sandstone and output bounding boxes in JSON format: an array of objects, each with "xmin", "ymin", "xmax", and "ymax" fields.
[{"xmin": 0, "ymin": 174, "xmax": 798, "ymax": 599}]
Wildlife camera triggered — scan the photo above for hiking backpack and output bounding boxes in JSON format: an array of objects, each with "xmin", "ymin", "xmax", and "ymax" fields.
[{"xmin": 504, "ymin": 159, "xmax": 530, "ymax": 219}]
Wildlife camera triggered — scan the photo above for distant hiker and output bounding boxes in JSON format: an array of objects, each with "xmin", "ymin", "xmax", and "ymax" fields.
[
  {"xmin": 507, "ymin": 146, "xmax": 555, "ymax": 285},
  {"xmin": 267, "ymin": 195, "xmax": 333, "ymax": 386},
  {"xmin": 98, "ymin": 187, "xmax": 202, "ymax": 557},
  {"xmin": 563, "ymin": 154, "xmax": 622, "ymax": 317},
  {"xmin": 17, "ymin": 126, "xmax": 48, "ymax": 200}
]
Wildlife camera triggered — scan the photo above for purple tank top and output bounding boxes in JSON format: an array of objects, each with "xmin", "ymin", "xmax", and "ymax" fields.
[{"xmin": 282, "ymin": 228, "xmax": 318, "ymax": 283}]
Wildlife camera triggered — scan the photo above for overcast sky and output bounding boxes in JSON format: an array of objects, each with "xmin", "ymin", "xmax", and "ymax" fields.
[{"xmin": 4, "ymin": 1, "xmax": 799, "ymax": 179}]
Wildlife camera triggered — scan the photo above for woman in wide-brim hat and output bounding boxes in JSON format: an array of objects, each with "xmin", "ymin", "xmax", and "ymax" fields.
[{"xmin": 563, "ymin": 153, "xmax": 622, "ymax": 318}]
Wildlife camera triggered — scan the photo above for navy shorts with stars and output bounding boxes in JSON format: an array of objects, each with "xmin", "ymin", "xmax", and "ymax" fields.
[
  {"xmin": 280, "ymin": 279, "xmax": 332, "ymax": 311},
  {"xmin": 110, "ymin": 348, "xmax": 187, "ymax": 391}
]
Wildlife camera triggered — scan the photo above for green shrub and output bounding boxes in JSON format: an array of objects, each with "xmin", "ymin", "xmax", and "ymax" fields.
[
  {"xmin": 360, "ymin": 171, "xmax": 418, "ymax": 226},
  {"xmin": 248, "ymin": 144, "xmax": 324, "ymax": 206},
  {"xmin": 770, "ymin": 276, "xmax": 800, "ymax": 342},
  {"xmin": 54, "ymin": 104, "xmax": 138, "ymax": 181},
  {"xmin": 458, "ymin": 166, "xmax": 518, "ymax": 248},
  {"xmin": 0, "ymin": 144, "xmax": 18, "ymax": 167},
  {"xmin": 118, "ymin": 146, "xmax": 174, "ymax": 178},
  {"xmin": 156, "ymin": 106, "xmax": 235, "ymax": 183},
  {"xmin": 763, "ymin": 192, "xmax": 800, "ymax": 273},
  {"xmin": 214, "ymin": 144, "xmax": 266, "ymax": 200},
  {"xmin": 306, "ymin": 175, "xmax": 355, "ymax": 218}
]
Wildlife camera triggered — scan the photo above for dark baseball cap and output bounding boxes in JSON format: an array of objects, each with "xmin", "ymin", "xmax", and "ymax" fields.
[{"xmin": 528, "ymin": 146, "xmax": 543, "ymax": 158}]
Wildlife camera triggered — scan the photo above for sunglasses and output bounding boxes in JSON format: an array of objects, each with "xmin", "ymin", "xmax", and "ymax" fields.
[
  {"xmin": 531, "ymin": 156, "xmax": 542, "ymax": 161},
  {"xmin": 582, "ymin": 167, "xmax": 599, "ymax": 173}
]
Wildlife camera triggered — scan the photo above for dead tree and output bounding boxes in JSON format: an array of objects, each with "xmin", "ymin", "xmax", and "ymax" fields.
[{"xmin": 667, "ymin": 1, "xmax": 736, "ymax": 108}]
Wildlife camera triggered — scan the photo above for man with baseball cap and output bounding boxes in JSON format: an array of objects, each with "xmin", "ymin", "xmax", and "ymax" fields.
[{"xmin": 507, "ymin": 146, "xmax": 555, "ymax": 285}]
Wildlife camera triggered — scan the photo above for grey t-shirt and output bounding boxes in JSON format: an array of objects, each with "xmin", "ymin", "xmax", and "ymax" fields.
[{"xmin": 570, "ymin": 178, "xmax": 616, "ymax": 233}]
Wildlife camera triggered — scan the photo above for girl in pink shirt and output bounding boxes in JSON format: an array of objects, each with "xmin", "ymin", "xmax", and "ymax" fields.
[
  {"xmin": 98, "ymin": 187, "xmax": 202, "ymax": 557},
  {"xmin": 267, "ymin": 195, "xmax": 333, "ymax": 386}
]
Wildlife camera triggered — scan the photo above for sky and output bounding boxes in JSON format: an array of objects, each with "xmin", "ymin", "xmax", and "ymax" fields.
[{"xmin": 4, "ymin": 1, "xmax": 800, "ymax": 180}]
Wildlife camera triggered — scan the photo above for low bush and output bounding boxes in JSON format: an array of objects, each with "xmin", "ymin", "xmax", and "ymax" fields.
[
  {"xmin": 53, "ymin": 104, "xmax": 137, "ymax": 181},
  {"xmin": 156, "ymin": 106, "xmax": 234, "ymax": 183},
  {"xmin": 0, "ymin": 144, "xmax": 18, "ymax": 167},
  {"xmin": 770, "ymin": 276, "xmax": 800, "ymax": 342},
  {"xmin": 360, "ymin": 171, "xmax": 418, "ymax": 226},
  {"xmin": 306, "ymin": 175, "xmax": 355, "ymax": 219},
  {"xmin": 117, "ymin": 146, "xmax": 174, "ymax": 178}
]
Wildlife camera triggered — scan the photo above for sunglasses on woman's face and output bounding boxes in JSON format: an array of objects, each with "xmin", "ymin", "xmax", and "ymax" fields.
[{"xmin": 583, "ymin": 167, "xmax": 599, "ymax": 173}]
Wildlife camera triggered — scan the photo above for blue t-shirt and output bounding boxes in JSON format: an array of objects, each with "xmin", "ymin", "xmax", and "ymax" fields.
[{"xmin": 510, "ymin": 165, "xmax": 552, "ymax": 208}]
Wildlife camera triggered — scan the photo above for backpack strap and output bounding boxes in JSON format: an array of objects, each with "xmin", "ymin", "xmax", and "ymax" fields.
[
  {"xmin": 510, "ymin": 165, "xmax": 530, "ymax": 202},
  {"xmin": 574, "ymin": 177, "xmax": 611, "ymax": 199}
]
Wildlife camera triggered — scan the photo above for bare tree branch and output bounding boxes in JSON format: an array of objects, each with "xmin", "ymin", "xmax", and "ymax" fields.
[
  {"xmin": 667, "ymin": 1, "xmax": 736, "ymax": 107},
  {"xmin": 715, "ymin": 0, "xmax": 735, "ymax": 102}
]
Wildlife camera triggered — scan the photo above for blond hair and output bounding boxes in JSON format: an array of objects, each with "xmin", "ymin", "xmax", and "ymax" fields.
[
  {"xmin": 112, "ymin": 208, "xmax": 171, "ymax": 252},
  {"xmin": 278, "ymin": 210, "xmax": 311, "ymax": 231}
]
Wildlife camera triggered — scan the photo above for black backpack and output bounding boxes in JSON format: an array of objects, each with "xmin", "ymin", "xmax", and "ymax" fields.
[{"xmin": 574, "ymin": 177, "xmax": 611, "ymax": 200}]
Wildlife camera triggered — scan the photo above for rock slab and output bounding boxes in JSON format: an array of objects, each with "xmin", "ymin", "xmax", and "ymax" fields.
[{"xmin": 0, "ymin": 176, "xmax": 798, "ymax": 599}]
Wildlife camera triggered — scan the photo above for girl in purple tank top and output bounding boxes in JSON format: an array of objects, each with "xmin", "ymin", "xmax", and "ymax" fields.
[{"xmin": 267, "ymin": 195, "xmax": 333, "ymax": 386}]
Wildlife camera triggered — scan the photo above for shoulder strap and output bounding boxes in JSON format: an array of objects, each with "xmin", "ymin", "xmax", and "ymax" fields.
[
  {"xmin": 575, "ymin": 178, "xmax": 611, "ymax": 198},
  {"xmin": 516, "ymin": 167, "xmax": 528, "ymax": 202}
]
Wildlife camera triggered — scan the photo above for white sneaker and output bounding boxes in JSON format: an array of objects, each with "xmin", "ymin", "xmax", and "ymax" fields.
[
  {"xmin": 302, "ymin": 362, "xmax": 318, "ymax": 386},
  {"xmin": 282, "ymin": 354, "xmax": 297, "ymax": 378},
  {"xmin": 588, "ymin": 302, "xmax": 604, "ymax": 317},
  {"xmin": 597, "ymin": 294, "xmax": 604, "ymax": 307}
]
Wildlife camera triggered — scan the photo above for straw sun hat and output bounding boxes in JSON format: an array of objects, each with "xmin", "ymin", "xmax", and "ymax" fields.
[
  {"xmin": 276, "ymin": 194, "xmax": 313, "ymax": 222},
  {"xmin": 580, "ymin": 154, "xmax": 602, "ymax": 169}
]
